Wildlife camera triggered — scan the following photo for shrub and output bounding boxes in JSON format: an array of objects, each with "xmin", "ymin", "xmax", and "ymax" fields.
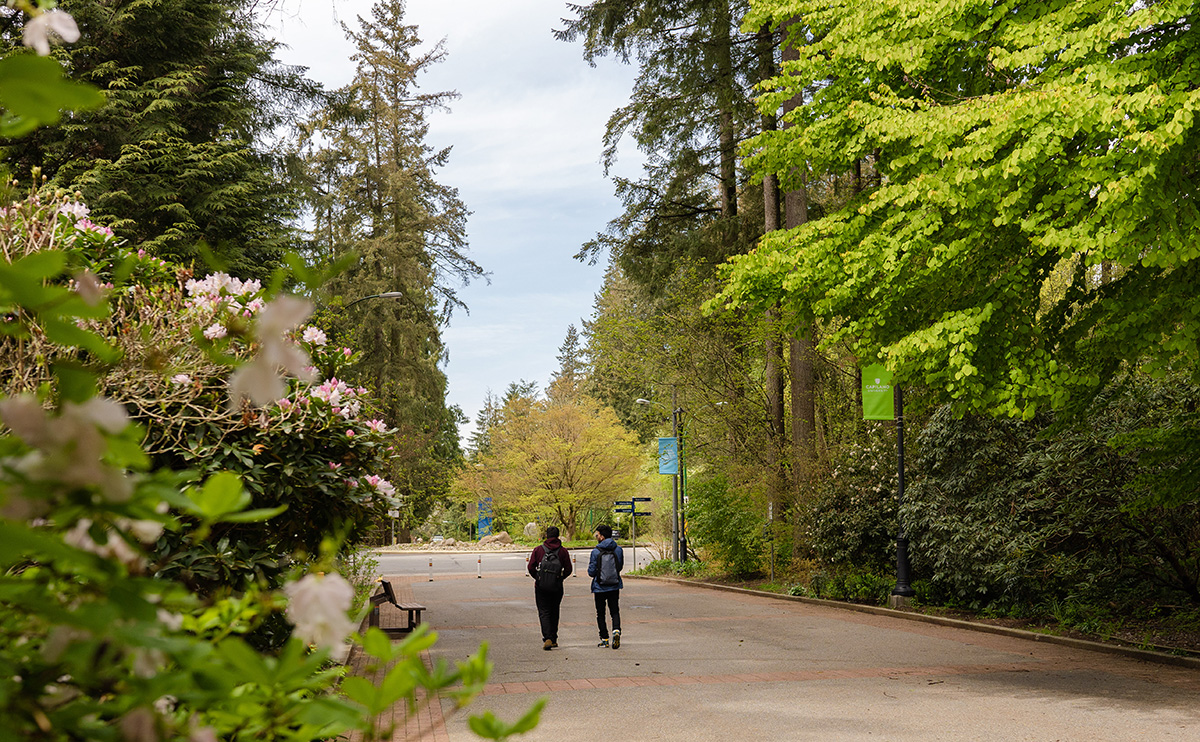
[
  {"xmin": 906, "ymin": 377, "xmax": 1200, "ymax": 612},
  {"xmin": 685, "ymin": 475, "xmax": 765, "ymax": 577},
  {"xmin": 806, "ymin": 425, "xmax": 901, "ymax": 573}
]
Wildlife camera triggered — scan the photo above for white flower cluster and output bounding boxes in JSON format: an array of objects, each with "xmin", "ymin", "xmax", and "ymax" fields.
[
  {"xmin": 282, "ymin": 573, "xmax": 355, "ymax": 651},
  {"xmin": 0, "ymin": 396, "xmax": 132, "ymax": 510},
  {"xmin": 58, "ymin": 201, "xmax": 89, "ymax": 220},
  {"xmin": 23, "ymin": 10, "xmax": 79, "ymax": 56},
  {"xmin": 309, "ymin": 378, "xmax": 365, "ymax": 420},
  {"xmin": 300, "ymin": 326, "xmax": 327, "ymax": 346},
  {"xmin": 228, "ymin": 296, "xmax": 318, "ymax": 407},
  {"xmin": 184, "ymin": 272, "xmax": 264, "ymax": 316},
  {"xmin": 63, "ymin": 516, "xmax": 163, "ymax": 570}
]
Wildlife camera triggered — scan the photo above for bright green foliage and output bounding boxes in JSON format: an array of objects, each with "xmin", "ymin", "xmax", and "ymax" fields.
[
  {"xmin": 685, "ymin": 475, "xmax": 766, "ymax": 577},
  {"xmin": 456, "ymin": 395, "xmax": 644, "ymax": 541},
  {"xmin": 0, "ymin": 54, "xmax": 104, "ymax": 137},
  {"xmin": 1, "ymin": 0, "xmax": 316, "ymax": 275},
  {"xmin": 716, "ymin": 0, "xmax": 1200, "ymax": 420}
]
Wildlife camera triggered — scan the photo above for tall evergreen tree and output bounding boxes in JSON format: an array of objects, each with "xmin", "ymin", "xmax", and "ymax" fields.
[
  {"xmin": 302, "ymin": 0, "xmax": 483, "ymax": 511},
  {"xmin": 548, "ymin": 324, "xmax": 586, "ymax": 403},
  {"xmin": 0, "ymin": 0, "xmax": 317, "ymax": 276},
  {"xmin": 558, "ymin": 0, "xmax": 763, "ymax": 288}
]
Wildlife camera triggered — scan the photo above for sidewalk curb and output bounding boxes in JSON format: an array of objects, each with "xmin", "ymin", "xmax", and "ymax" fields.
[{"xmin": 633, "ymin": 575, "xmax": 1200, "ymax": 671}]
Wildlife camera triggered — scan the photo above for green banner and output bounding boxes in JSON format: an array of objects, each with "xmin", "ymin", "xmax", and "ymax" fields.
[{"xmin": 862, "ymin": 364, "xmax": 894, "ymax": 420}]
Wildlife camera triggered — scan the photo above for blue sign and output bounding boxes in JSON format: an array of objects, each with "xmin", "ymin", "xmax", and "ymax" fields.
[
  {"xmin": 658, "ymin": 437, "xmax": 678, "ymax": 475},
  {"xmin": 477, "ymin": 497, "xmax": 493, "ymax": 538}
]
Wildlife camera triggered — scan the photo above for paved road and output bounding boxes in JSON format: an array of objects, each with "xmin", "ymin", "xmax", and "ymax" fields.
[{"xmin": 369, "ymin": 567, "xmax": 1200, "ymax": 742}]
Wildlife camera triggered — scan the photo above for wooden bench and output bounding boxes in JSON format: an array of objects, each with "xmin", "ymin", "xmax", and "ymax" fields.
[{"xmin": 367, "ymin": 579, "xmax": 425, "ymax": 637}]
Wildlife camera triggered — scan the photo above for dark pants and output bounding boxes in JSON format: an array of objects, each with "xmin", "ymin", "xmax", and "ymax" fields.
[
  {"xmin": 535, "ymin": 585, "xmax": 563, "ymax": 642},
  {"xmin": 594, "ymin": 589, "xmax": 621, "ymax": 639}
]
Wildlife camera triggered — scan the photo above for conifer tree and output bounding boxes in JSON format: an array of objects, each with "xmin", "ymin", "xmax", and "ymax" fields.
[
  {"xmin": 0, "ymin": 0, "xmax": 317, "ymax": 276},
  {"xmin": 558, "ymin": 0, "xmax": 763, "ymax": 288},
  {"xmin": 302, "ymin": 0, "xmax": 484, "ymax": 509}
]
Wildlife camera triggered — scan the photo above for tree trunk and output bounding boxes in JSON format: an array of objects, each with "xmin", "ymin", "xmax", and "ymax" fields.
[
  {"xmin": 758, "ymin": 24, "xmax": 790, "ymax": 524},
  {"xmin": 780, "ymin": 18, "xmax": 818, "ymax": 555},
  {"xmin": 715, "ymin": 1, "xmax": 738, "ymax": 221}
]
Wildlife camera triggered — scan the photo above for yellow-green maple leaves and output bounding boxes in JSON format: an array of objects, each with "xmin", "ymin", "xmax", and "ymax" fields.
[{"xmin": 713, "ymin": 0, "xmax": 1200, "ymax": 415}]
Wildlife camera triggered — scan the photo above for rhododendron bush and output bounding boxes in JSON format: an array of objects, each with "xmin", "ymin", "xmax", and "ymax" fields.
[
  {"xmin": 2, "ymin": 188, "xmax": 401, "ymax": 602},
  {"xmin": 0, "ymin": 5, "xmax": 541, "ymax": 740},
  {"xmin": 0, "ymin": 183, "xmax": 540, "ymax": 740}
]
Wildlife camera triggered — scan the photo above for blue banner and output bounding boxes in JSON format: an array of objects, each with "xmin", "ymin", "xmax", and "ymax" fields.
[
  {"xmin": 477, "ymin": 497, "xmax": 493, "ymax": 538},
  {"xmin": 658, "ymin": 437, "xmax": 678, "ymax": 475}
]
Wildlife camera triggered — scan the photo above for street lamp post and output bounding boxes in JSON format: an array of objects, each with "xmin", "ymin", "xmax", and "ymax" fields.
[
  {"xmin": 343, "ymin": 291, "xmax": 408, "ymax": 309},
  {"xmin": 637, "ymin": 396, "xmax": 686, "ymax": 562}
]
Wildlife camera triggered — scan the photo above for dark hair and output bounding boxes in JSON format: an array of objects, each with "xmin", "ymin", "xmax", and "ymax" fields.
[
  {"xmin": 595, "ymin": 524, "xmax": 612, "ymax": 539},
  {"xmin": 544, "ymin": 526, "xmax": 560, "ymax": 539}
]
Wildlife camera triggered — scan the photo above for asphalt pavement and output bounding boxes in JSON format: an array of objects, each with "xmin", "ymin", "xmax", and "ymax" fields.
[{"xmin": 363, "ymin": 559, "xmax": 1200, "ymax": 742}]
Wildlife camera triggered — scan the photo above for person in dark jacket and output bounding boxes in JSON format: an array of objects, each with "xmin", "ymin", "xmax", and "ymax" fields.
[
  {"xmin": 587, "ymin": 523, "xmax": 624, "ymax": 648},
  {"xmin": 527, "ymin": 525, "xmax": 572, "ymax": 650}
]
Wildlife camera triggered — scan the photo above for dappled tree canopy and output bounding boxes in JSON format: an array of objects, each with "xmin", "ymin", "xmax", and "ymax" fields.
[{"xmin": 716, "ymin": 0, "xmax": 1200, "ymax": 421}]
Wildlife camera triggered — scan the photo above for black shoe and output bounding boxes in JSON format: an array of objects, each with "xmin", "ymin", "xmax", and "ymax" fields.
[
  {"xmin": 611, "ymin": 629, "xmax": 621, "ymax": 649},
  {"xmin": 597, "ymin": 638, "xmax": 609, "ymax": 648},
  {"xmin": 550, "ymin": 640, "xmax": 558, "ymax": 648}
]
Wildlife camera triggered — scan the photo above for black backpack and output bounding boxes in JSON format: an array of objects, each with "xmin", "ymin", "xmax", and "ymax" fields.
[
  {"xmin": 597, "ymin": 546, "xmax": 620, "ymax": 588},
  {"xmin": 536, "ymin": 548, "xmax": 563, "ymax": 590}
]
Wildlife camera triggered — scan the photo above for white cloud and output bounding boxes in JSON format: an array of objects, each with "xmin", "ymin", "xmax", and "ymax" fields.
[{"xmin": 264, "ymin": 0, "xmax": 640, "ymax": 443}]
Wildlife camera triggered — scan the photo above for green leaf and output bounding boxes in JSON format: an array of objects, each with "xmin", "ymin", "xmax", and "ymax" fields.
[
  {"xmin": 52, "ymin": 361, "xmax": 97, "ymax": 403},
  {"xmin": 340, "ymin": 676, "xmax": 382, "ymax": 712},
  {"xmin": 0, "ymin": 54, "xmax": 105, "ymax": 137},
  {"xmin": 219, "ymin": 505, "xmax": 288, "ymax": 523},
  {"xmin": 467, "ymin": 699, "xmax": 546, "ymax": 741},
  {"xmin": 40, "ymin": 317, "xmax": 119, "ymax": 362},
  {"xmin": 216, "ymin": 638, "xmax": 275, "ymax": 686},
  {"xmin": 188, "ymin": 471, "xmax": 250, "ymax": 519},
  {"xmin": 12, "ymin": 249, "xmax": 68, "ymax": 278}
]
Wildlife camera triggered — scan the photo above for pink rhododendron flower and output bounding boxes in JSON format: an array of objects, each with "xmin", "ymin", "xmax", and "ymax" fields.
[
  {"xmin": 170, "ymin": 374, "xmax": 192, "ymax": 386},
  {"xmin": 363, "ymin": 475, "xmax": 395, "ymax": 497},
  {"xmin": 202, "ymin": 323, "xmax": 226, "ymax": 340},
  {"xmin": 365, "ymin": 419, "xmax": 386, "ymax": 432},
  {"xmin": 346, "ymin": 429, "xmax": 355, "ymax": 437}
]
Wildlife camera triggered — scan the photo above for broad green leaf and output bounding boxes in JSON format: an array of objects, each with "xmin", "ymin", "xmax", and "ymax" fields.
[
  {"xmin": 52, "ymin": 361, "xmax": 97, "ymax": 403},
  {"xmin": 189, "ymin": 471, "xmax": 250, "ymax": 519},
  {"xmin": 0, "ymin": 54, "xmax": 105, "ymax": 137},
  {"xmin": 218, "ymin": 505, "xmax": 288, "ymax": 523}
]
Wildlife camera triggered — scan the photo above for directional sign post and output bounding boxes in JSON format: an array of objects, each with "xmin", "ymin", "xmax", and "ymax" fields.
[{"xmin": 614, "ymin": 499, "xmax": 651, "ymax": 570}]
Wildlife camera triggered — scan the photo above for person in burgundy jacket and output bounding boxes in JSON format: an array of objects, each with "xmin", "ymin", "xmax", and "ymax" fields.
[{"xmin": 527, "ymin": 526, "xmax": 573, "ymax": 650}]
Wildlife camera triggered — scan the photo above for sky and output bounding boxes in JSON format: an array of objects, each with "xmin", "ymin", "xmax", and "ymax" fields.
[{"xmin": 264, "ymin": 0, "xmax": 641, "ymax": 445}]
